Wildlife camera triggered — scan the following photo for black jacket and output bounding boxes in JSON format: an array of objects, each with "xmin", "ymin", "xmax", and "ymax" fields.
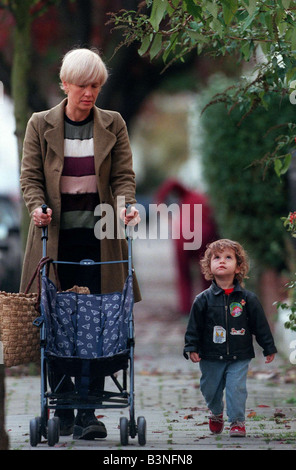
[{"xmin": 184, "ymin": 280, "xmax": 277, "ymax": 361}]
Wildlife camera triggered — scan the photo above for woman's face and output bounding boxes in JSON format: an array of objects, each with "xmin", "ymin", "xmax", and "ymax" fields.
[{"xmin": 63, "ymin": 81, "xmax": 101, "ymax": 117}]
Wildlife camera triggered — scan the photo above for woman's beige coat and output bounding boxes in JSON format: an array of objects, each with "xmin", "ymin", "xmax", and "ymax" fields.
[{"xmin": 20, "ymin": 99, "xmax": 141, "ymax": 301}]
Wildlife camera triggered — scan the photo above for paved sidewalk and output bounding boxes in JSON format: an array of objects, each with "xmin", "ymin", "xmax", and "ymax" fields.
[{"xmin": 4, "ymin": 238, "xmax": 296, "ymax": 451}]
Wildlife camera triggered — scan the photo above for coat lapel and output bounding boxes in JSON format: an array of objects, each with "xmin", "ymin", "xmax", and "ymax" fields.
[
  {"xmin": 43, "ymin": 99, "xmax": 116, "ymax": 171},
  {"xmin": 43, "ymin": 99, "xmax": 66, "ymax": 161},
  {"xmin": 93, "ymin": 105, "xmax": 116, "ymax": 172}
]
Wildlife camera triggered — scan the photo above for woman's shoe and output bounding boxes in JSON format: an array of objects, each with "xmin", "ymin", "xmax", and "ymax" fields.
[
  {"xmin": 73, "ymin": 410, "xmax": 107, "ymax": 440},
  {"xmin": 54, "ymin": 409, "xmax": 74, "ymax": 436}
]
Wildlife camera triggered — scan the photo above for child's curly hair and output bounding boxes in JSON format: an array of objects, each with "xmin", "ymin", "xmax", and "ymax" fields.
[{"xmin": 200, "ymin": 239, "xmax": 249, "ymax": 285}]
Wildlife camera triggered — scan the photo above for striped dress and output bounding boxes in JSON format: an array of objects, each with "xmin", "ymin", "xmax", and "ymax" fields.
[{"xmin": 57, "ymin": 111, "xmax": 101, "ymax": 293}]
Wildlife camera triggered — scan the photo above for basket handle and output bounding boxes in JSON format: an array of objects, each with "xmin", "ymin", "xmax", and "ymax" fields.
[{"xmin": 24, "ymin": 256, "xmax": 52, "ymax": 295}]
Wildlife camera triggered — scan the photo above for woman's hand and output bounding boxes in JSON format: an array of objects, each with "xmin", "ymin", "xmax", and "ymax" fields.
[
  {"xmin": 120, "ymin": 206, "xmax": 141, "ymax": 226},
  {"xmin": 33, "ymin": 206, "xmax": 52, "ymax": 227}
]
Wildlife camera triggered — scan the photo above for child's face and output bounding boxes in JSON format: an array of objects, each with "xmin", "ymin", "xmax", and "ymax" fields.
[{"xmin": 210, "ymin": 248, "xmax": 240, "ymax": 281}]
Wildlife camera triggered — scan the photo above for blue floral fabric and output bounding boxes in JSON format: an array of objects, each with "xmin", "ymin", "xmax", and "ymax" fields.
[{"xmin": 41, "ymin": 275, "xmax": 133, "ymax": 359}]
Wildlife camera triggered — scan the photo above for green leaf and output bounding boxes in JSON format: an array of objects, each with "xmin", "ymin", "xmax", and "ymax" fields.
[
  {"xmin": 281, "ymin": 153, "xmax": 292, "ymax": 175},
  {"xmin": 149, "ymin": 33, "xmax": 162, "ymax": 60},
  {"xmin": 222, "ymin": 0, "xmax": 238, "ymax": 26},
  {"xmin": 242, "ymin": 10, "xmax": 257, "ymax": 32},
  {"xmin": 242, "ymin": 0, "xmax": 257, "ymax": 16},
  {"xmin": 263, "ymin": 12, "xmax": 274, "ymax": 37},
  {"xmin": 274, "ymin": 154, "xmax": 292, "ymax": 177},
  {"xmin": 149, "ymin": 0, "xmax": 168, "ymax": 31},
  {"xmin": 183, "ymin": 0, "xmax": 202, "ymax": 20},
  {"xmin": 274, "ymin": 158, "xmax": 283, "ymax": 177},
  {"xmin": 138, "ymin": 36, "xmax": 151, "ymax": 56},
  {"xmin": 210, "ymin": 17, "xmax": 224, "ymax": 38},
  {"xmin": 205, "ymin": 0, "xmax": 218, "ymax": 19},
  {"xmin": 163, "ymin": 32, "xmax": 178, "ymax": 62},
  {"xmin": 291, "ymin": 27, "xmax": 296, "ymax": 50},
  {"xmin": 282, "ymin": 0, "xmax": 291, "ymax": 9},
  {"xmin": 240, "ymin": 41, "xmax": 252, "ymax": 60}
]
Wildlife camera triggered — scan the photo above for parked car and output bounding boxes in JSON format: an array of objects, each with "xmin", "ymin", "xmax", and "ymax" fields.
[{"xmin": 0, "ymin": 195, "xmax": 21, "ymax": 292}]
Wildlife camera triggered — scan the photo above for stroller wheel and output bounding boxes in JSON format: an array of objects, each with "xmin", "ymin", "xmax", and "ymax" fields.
[
  {"xmin": 137, "ymin": 416, "xmax": 146, "ymax": 446},
  {"xmin": 47, "ymin": 417, "xmax": 60, "ymax": 447},
  {"xmin": 119, "ymin": 417, "xmax": 129, "ymax": 446},
  {"xmin": 30, "ymin": 417, "xmax": 42, "ymax": 447}
]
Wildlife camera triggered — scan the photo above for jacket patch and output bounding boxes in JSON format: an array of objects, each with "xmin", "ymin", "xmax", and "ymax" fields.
[
  {"xmin": 230, "ymin": 302, "xmax": 243, "ymax": 317},
  {"xmin": 213, "ymin": 326, "xmax": 226, "ymax": 343},
  {"xmin": 230, "ymin": 328, "xmax": 246, "ymax": 335}
]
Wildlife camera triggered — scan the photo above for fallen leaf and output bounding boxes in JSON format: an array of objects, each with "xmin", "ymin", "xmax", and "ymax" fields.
[
  {"xmin": 274, "ymin": 410, "xmax": 285, "ymax": 418},
  {"xmin": 247, "ymin": 411, "xmax": 257, "ymax": 418},
  {"xmin": 184, "ymin": 414, "xmax": 194, "ymax": 420}
]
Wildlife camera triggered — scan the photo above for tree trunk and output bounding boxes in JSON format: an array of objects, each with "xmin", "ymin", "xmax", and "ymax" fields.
[
  {"xmin": 0, "ymin": 2, "xmax": 32, "ymax": 451},
  {"xmin": 11, "ymin": 0, "xmax": 32, "ymax": 250}
]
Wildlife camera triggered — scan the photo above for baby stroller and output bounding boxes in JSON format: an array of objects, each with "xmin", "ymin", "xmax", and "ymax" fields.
[{"xmin": 29, "ymin": 206, "xmax": 146, "ymax": 447}]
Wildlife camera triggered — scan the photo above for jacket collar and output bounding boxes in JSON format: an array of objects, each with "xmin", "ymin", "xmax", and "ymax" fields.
[
  {"xmin": 44, "ymin": 98, "xmax": 115, "ymax": 128},
  {"xmin": 43, "ymin": 99, "xmax": 116, "ymax": 169},
  {"xmin": 210, "ymin": 279, "xmax": 243, "ymax": 296}
]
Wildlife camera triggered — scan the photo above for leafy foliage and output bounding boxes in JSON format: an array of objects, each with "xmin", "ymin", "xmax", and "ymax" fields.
[
  {"xmin": 108, "ymin": 0, "xmax": 296, "ymax": 165},
  {"xmin": 199, "ymin": 74, "xmax": 293, "ymax": 271}
]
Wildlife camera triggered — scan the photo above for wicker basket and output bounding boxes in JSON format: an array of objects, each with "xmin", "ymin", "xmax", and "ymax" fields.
[
  {"xmin": 0, "ymin": 291, "xmax": 40, "ymax": 367},
  {"xmin": 0, "ymin": 252, "xmax": 92, "ymax": 367},
  {"xmin": 0, "ymin": 277, "xmax": 91, "ymax": 368}
]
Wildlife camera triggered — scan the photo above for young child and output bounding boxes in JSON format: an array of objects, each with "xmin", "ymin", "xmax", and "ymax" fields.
[{"xmin": 184, "ymin": 239, "xmax": 277, "ymax": 437}]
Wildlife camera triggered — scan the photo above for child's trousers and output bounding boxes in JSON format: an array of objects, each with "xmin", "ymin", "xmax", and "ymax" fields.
[{"xmin": 199, "ymin": 358, "xmax": 251, "ymax": 423}]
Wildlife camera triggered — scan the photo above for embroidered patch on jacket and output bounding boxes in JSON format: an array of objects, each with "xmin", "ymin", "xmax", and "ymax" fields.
[
  {"xmin": 230, "ymin": 328, "xmax": 246, "ymax": 335},
  {"xmin": 213, "ymin": 326, "xmax": 226, "ymax": 343},
  {"xmin": 230, "ymin": 302, "xmax": 243, "ymax": 317}
]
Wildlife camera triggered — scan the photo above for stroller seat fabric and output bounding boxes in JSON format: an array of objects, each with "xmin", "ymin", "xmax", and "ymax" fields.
[{"xmin": 41, "ymin": 274, "xmax": 134, "ymax": 360}]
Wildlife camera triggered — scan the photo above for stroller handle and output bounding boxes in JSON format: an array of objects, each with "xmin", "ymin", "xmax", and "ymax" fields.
[
  {"xmin": 40, "ymin": 205, "xmax": 134, "ymax": 275},
  {"xmin": 41, "ymin": 204, "xmax": 48, "ymax": 214}
]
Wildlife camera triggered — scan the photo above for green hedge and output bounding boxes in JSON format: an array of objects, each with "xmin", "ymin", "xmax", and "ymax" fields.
[{"xmin": 199, "ymin": 75, "xmax": 294, "ymax": 272}]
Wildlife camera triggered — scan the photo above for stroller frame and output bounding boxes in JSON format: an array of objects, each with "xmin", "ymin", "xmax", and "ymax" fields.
[{"xmin": 29, "ymin": 206, "xmax": 146, "ymax": 447}]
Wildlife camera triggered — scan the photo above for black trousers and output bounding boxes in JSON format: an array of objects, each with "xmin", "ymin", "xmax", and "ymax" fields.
[
  {"xmin": 57, "ymin": 238, "xmax": 101, "ymax": 294},
  {"xmin": 48, "ymin": 237, "xmax": 103, "ymax": 397}
]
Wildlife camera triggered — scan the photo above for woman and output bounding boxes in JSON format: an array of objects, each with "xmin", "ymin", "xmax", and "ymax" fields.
[{"xmin": 20, "ymin": 47, "xmax": 141, "ymax": 440}]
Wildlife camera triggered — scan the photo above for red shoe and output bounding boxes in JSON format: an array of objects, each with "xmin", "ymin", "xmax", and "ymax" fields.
[
  {"xmin": 229, "ymin": 421, "xmax": 246, "ymax": 437},
  {"xmin": 209, "ymin": 413, "xmax": 224, "ymax": 434}
]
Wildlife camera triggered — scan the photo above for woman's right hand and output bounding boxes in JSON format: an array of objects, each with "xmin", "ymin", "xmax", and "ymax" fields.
[{"xmin": 33, "ymin": 206, "xmax": 52, "ymax": 227}]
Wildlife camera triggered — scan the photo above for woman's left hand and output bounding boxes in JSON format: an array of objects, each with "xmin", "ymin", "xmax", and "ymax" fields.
[
  {"xmin": 33, "ymin": 206, "xmax": 53, "ymax": 227},
  {"xmin": 120, "ymin": 206, "xmax": 141, "ymax": 226}
]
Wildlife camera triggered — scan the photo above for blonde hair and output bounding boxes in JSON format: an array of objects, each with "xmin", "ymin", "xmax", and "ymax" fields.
[
  {"xmin": 59, "ymin": 47, "xmax": 108, "ymax": 91},
  {"xmin": 200, "ymin": 239, "xmax": 249, "ymax": 285}
]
